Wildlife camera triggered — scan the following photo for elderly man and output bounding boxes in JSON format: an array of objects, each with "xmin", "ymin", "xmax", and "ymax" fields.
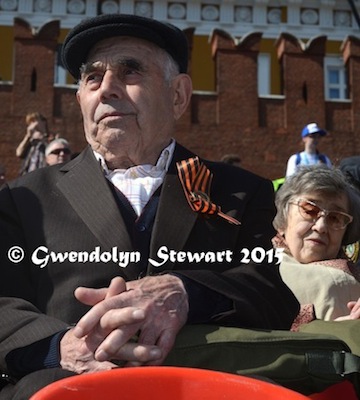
[{"xmin": 0, "ymin": 14, "xmax": 298, "ymax": 398}]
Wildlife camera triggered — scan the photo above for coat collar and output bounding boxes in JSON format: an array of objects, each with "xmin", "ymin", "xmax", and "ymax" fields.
[
  {"xmin": 57, "ymin": 146, "xmax": 132, "ymax": 252},
  {"xmin": 57, "ymin": 145, "xmax": 200, "ymax": 265}
]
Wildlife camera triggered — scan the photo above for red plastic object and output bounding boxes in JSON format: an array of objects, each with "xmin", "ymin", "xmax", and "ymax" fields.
[
  {"xmin": 309, "ymin": 380, "xmax": 358, "ymax": 400},
  {"xmin": 30, "ymin": 367, "xmax": 310, "ymax": 400}
]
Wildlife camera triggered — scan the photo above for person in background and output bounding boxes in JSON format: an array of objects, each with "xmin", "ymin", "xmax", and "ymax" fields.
[
  {"xmin": 272, "ymin": 165, "xmax": 360, "ymax": 326},
  {"xmin": 221, "ymin": 154, "xmax": 241, "ymax": 167},
  {"xmin": 285, "ymin": 123, "xmax": 332, "ymax": 178},
  {"xmin": 15, "ymin": 112, "xmax": 51, "ymax": 175},
  {"xmin": 0, "ymin": 164, "xmax": 5, "ymax": 187},
  {"xmin": 0, "ymin": 14, "xmax": 299, "ymax": 399},
  {"xmin": 339, "ymin": 155, "xmax": 360, "ymax": 264},
  {"xmin": 45, "ymin": 138, "xmax": 72, "ymax": 166},
  {"xmin": 340, "ymin": 155, "xmax": 360, "ymax": 191}
]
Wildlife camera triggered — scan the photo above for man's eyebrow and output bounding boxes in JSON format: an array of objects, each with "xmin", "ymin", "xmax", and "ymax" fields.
[
  {"xmin": 80, "ymin": 58, "xmax": 144, "ymax": 75},
  {"xmin": 119, "ymin": 59, "xmax": 144, "ymax": 71}
]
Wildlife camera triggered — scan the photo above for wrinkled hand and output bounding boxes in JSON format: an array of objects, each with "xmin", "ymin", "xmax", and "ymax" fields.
[
  {"xmin": 334, "ymin": 298, "xmax": 360, "ymax": 321},
  {"xmin": 60, "ymin": 327, "xmax": 117, "ymax": 374},
  {"xmin": 59, "ymin": 277, "xmax": 127, "ymax": 373},
  {"xmin": 73, "ymin": 275, "xmax": 189, "ymax": 366}
]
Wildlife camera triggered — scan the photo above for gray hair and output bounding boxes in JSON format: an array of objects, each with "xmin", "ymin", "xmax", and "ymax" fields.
[
  {"xmin": 273, "ymin": 165, "xmax": 360, "ymax": 245},
  {"xmin": 45, "ymin": 138, "xmax": 70, "ymax": 156},
  {"xmin": 78, "ymin": 44, "xmax": 180, "ymax": 86},
  {"xmin": 161, "ymin": 49, "xmax": 180, "ymax": 83}
]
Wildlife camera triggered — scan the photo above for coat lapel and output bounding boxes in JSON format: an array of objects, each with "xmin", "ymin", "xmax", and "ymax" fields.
[
  {"xmin": 56, "ymin": 147, "xmax": 132, "ymax": 252},
  {"xmin": 56, "ymin": 145, "xmax": 203, "ymax": 271},
  {"xmin": 149, "ymin": 144, "xmax": 198, "ymax": 264}
]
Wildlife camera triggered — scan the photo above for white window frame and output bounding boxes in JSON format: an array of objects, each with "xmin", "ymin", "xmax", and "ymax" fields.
[
  {"xmin": 324, "ymin": 56, "xmax": 348, "ymax": 101},
  {"xmin": 54, "ymin": 64, "xmax": 67, "ymax": 85},
  {"xmin": 258, "ymin": 53, "xmax": 271, "ymax": 96}
]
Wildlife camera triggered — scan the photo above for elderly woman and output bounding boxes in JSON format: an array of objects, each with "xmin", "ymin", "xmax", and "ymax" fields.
[
  {"xmin": 273, "ymin": 165, "xmax": 360, "ymax": 324},
  {"xmin": 45, "ymin": 138, "xmax": 72, "ymax": 166}
]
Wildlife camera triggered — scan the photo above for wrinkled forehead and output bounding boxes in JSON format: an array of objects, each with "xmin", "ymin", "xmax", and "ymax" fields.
[{"xmin": 85, "ymin": 36, "xmax": 163, "ymax": 64}]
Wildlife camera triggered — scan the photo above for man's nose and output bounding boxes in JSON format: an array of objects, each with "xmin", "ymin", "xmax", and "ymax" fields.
[{"xmin": 99, "ymin": 69, "xmax": 124, "ymax": 100}]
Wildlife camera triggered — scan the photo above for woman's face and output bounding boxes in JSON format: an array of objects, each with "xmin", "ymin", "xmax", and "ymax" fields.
[{"xmin": 282, "ymin": 192, "xmax": 351, "ymax": 263}]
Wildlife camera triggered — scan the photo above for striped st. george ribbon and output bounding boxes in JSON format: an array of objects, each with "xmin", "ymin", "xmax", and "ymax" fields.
[{"xmin": 176, "ymin": 157, "xmax": 241, "ymax": 225}]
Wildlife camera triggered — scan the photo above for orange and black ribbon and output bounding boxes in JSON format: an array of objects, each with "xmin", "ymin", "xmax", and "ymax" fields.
[{"xmin": 176, "ymin": 157, "xmax": 241, "ymax": 225}]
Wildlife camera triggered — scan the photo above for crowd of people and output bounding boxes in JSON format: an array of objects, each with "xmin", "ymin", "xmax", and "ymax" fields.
[
  {"xmin": 0, "ymin": 12, "xmax": 359, "ymax": 399},
  {"xmin": 4, "ymin": 112, "xmax": 72, "ymax": 180}
]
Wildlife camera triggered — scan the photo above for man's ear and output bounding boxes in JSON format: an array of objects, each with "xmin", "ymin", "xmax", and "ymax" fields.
[
  {"xmin": 172, "ymin": 74, "xmax": 193, "ymax": 120},
  {"xmin": 76, "ymin": 89, "xmax": 81, "ymax": 105}
]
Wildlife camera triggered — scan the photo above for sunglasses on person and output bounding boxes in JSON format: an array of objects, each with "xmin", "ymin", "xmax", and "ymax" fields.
[
  {"xmin": 49, "ymin": 148, "xmax": 71, "ymax": 156},
  {"xmin": 289, "ymin": 198, "xmax": 353, "ymax": 230},
  {"xmin": 305, "ymin": 133, "xmax": 320, "ymax": 139}
]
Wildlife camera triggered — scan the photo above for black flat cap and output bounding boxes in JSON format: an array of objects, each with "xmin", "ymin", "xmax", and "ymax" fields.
[{"xmin": 62, "ymin": 14, "xmax": 189, "ymax": 79}]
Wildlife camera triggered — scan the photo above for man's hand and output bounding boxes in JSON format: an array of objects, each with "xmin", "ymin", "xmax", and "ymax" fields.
[
  {"xmin": 60, "ymin": 277, "xmax": 150, "ymax": 373},
  {"xmin": 60, "ymin": 328, "xmax": 117, "ymax": 374},
  {"xmin": 73, "ymin": 275, "xmax": 189, "ymax": 366}
]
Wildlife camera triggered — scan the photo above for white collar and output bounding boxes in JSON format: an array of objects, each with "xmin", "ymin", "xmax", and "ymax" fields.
[{"xmin": 93, "ymin": 139, "xmax": 176, "ymax": 177}]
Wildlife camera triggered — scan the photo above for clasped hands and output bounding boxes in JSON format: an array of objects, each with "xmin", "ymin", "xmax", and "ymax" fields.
[{"xmin": 60, "ymin": 275, "xmax": 189, "ymax": 374}]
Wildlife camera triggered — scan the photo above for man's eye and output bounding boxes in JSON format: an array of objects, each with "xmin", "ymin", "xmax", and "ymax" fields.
[
  {"xmin": 123, "ymin": 68, "xmax": 138, "ymax": 76},
  {"xmin": 85, "ymin": 73, "xmax": 102, "ymax": 83}
]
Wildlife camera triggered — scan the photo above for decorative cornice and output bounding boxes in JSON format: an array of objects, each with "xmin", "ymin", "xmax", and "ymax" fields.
[{"xmin": 0, "ymin": 0, "xmax": 359, "ymax": 41}]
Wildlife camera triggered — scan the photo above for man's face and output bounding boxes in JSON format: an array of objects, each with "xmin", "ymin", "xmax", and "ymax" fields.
[
  {"xmin": 76, "ymin": 36, "xmax": 190, "ymax": 169},
  {"xmin": 303, "ymin": 133, "xmax": 321, "ymax": 151}
]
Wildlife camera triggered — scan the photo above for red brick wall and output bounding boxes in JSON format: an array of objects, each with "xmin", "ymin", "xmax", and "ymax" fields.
[{"xmin": 1, "ymin": 19, "xmax": 360, "ymax": 182}]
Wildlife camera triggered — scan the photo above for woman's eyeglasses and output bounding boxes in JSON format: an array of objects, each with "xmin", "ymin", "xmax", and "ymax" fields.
[
  {"xmin": 289, "ymin": 198, "xmax": 353, "ymax": 230},
  {"xmin": 49, "ymin": 148, "xmax": 71, "ymax": 156}
]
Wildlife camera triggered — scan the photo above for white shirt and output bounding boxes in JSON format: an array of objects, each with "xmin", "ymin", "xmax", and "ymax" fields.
[
  {"xmin": 285, "ymin": 151, "xmax": 332, "ymax": 177},
  {"xmin": 94, "ymin": 140, "xmax": 175, "ymax": 216}
]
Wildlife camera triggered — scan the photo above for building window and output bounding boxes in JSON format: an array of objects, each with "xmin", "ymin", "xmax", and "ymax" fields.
[
  {"xmin": 324, "ymin": 56, "xmax": 348, "ymax": 100},
  {"xmin": 54, "ymin": 64, "xmax": 67, "ymax": 85},
  {"xmin": 258, "ymin": 53, "xmax": 270, "ymax": 96},
  {"xmin": 54, "ymin": 44, "xmax": 65, "ymax": 85}
]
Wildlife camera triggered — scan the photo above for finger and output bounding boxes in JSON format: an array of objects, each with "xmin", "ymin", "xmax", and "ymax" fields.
[
  {"xmin": 145, "ymin": 329, "xmax": 177, "ymax": 366},
  {"xmin": 74, "ymin": 306, "xmax": 144, "ymax": 339},
  {"xmin": 124, "ymin": 361, "xmax": 143, "ymax": 367},
  {"xmin": 349, "ymin": 308, "xmax": 360, "ymax": 319},
  {"xmin": 99, "ymin": 307, "xmax": 145, "ymax": 331},
  {"xmin": 73, "ymin": 300, "xmax": 113, "ymax": 338},
  {"xmin": 347, "ymin": 301, "xmax": 359, "ymax": 313},
  {"xmin": 75, "ymin": 277, "xmax": 127, "ymax": 307},
  {"xmin": 74, "ymin": 278, "xmax": 128, "ymax": 333},
  {"xmin": 96, "ymin": 341, "xmax": 162, "ymax": 364},
  {"xmin": 347, "ymin": 301, "xmax": 357, "ymax": 308},
  {"xmin": 88, "ymin": 307, "xmax": 144, "ymax": 350},
  {"xmin": 75, "ymin": 286, "xmax": 108, "ymax": 306},
  {"xmin": 84, "ymin": 308, "xmax": 143, "ymax": 349},
  {"xmin": 334, "ymin": 316, "xmax": 349, "ymax": 321},
  {"xmin": 106, "ymin": 277, "xmax": 127, "ymax": 299}
]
